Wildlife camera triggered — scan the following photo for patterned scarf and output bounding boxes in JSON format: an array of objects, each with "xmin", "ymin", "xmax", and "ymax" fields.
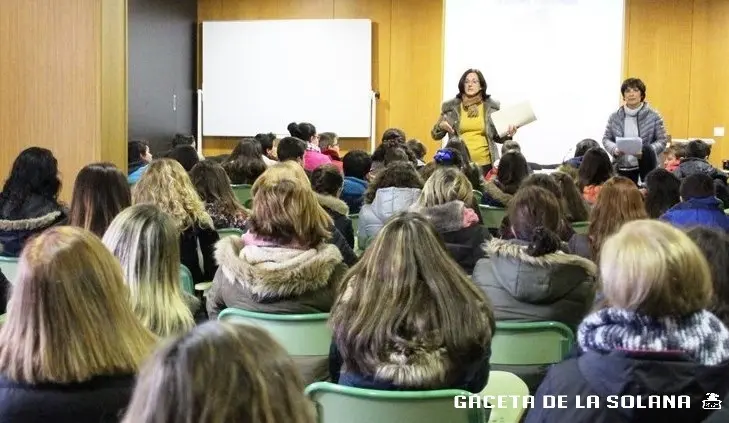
[
  {"xmin": 306, "ymin": 143, "xmax": 321, "ymax": 153},
  {"xmin": 578, "ymin": 307, "xmax": 729, "ymax": 366},
  {"xmin": 461, "ymin": 94, "xmax": 484, "ymax": 118}
]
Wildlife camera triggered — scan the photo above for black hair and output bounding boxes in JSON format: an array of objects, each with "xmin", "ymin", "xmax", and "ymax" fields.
[
  {"xmin": 277, "ymin": 137, "xmax": 307, "ymax": 162},
  {"xmin": 444, "ymin": 140, "xmax": 473, "ymax": 163},
  {"xmin": 406, "ymin": 139, "xmax": 426, "ymax": 161},
  {"xmin": 497, "ymin": 151, "xmax": 530, "ymax": 195},
  {"xmin": 167, "ymin": 145, "xmax": 200, "ymax": 172},
  {"xmin": 318, "ymin": 132, "xmax": 338, "ymax": 150},
  {"xmin": 578, "ymin": 147, "xmax": 613, "ymax": 190},
  {"xmin": 680, "ymin": 173, "xmax": 715, "ymax": 199},
  {"xmin": 686, "ymin": 139, "xmax": 711, "ymax": 159},
  {"xmin": 381, "ymin": 128, "xmax": 407, "ymax": 144},
  {"xmin": 311, "ymin": 164, "xmax": 344, "ymax": 197},
  {"xmin": 128, "ymin": 140, "xmax": 149, "ymax": 164},
  {"xmin": 171, "ymin": 133, "xmax": 196, "ymax": 149},
  {"xmin": 456, "ymin": 68, "xmax": 490, "ymax": 101},
  {"xmin": 620, "ymin": 77, "xmax": 647, "ymax": 102},
  {"xmin": 574, "ymin": 139, "xmax": 600, "ymax": 157},
  {"xmin": 686, "ymin": 227, "xmax": 729, "ymax": 327},
  {"xmin": 644, "ymin": 168, "xmax": 681, "ymax": 218},
  {"xmin": 0, "ymin": 147, "xmax": 62, "ymax": 215},
  {"xmin": 223, "ymin": 138, "xmax": 267, "ymax": 184},
  {"xmin": 342, "ymin": 150, "xmax": 372, "ymax": 180},
  {"xmin": 287, "ymin": 122, "xmax": 317, "ymax": 142},
  {"xmin": 254, "ymin": 133, "xmax": 277, "ymax": 156}
]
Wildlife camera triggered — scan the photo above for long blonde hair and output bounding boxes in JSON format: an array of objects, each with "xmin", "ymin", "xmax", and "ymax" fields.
[
  {"xmin": 103, "ymin": 204, "xmax": 195, "ymax": 337},
  {"xmin": 132, "ymin": 159, "xmax": 213, "ymax": 230},
  {"xmin": 415, "ymin": 167, "xmax": 473, "ymax": 208},
  {"xmin": 0, "ymin": 227, "xmax": 156, "ymax": 383},
  {"xmin": 122, "ymin": 321, "xmax": 316, "ymax": 423}
]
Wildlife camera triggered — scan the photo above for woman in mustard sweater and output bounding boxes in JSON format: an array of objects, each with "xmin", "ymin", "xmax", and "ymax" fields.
[{"xmin": 431, "ymin": 69, "xmax": 517, "ymax": 172}]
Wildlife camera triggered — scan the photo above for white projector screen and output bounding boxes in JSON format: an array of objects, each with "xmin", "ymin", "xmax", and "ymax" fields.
[
  {"xmin": 443, "ymin": 0, "xmax": 625, "ymax": 164},
  {"xmin": 202, "ymin": 19, "xmax": 372, "ymax": 138}
]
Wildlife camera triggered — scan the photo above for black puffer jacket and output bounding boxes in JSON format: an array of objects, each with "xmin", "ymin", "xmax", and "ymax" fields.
[{"xmin": 0, "ymin": 194, "xmax": 67, "ymax": 257}]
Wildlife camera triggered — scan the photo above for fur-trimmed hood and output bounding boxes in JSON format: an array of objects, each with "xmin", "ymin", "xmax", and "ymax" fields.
[
  {"xmin": 414, "ymin": 200, "xmax": 470, "ymax": 233},
  {"xmin": 483, "ymin": 181, "xmax": 513, "ymax": 206},
  {"xmin": 0, "ymin": 210, "xmax": 63, "ymax": 232},
  {"xmin": 316, "ymin": 193, "xmax": 350, "ymax": 216},
  {"xmin": 214, "ymin": 236, "xmax": 343, "ymax": 300}
]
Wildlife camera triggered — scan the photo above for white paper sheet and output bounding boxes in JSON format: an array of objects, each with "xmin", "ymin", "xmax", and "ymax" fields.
[
  {"xmin": 616, "ymin": 137, "xmax": 643, "ymax": 155},
  {"xmin": 491, "ymin": 101, "xmax": 537, "ymax": 138}
]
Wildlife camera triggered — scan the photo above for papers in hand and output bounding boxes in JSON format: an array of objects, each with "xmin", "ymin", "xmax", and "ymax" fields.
[
  {"xmin": 616, "ymin": 137, "xmax": 643, "ymax": 155},
  {"xmin": 491, "ymin": 101, "xmax": 537, "ymax": 137}
]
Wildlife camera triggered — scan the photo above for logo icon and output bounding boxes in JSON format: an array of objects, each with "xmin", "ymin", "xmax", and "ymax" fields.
[{"xmin": 703, "ymin": 393, "xmax": 722, "ymax": 410}]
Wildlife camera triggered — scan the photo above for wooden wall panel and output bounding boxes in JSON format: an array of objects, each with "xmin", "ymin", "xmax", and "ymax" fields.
[{"xmin": 101, "ymin": 0, "xmax": 129, "ymax": 171}]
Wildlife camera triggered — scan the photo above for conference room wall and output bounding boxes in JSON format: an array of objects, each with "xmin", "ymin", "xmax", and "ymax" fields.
[
  {"xmin": 0, "ymin": 0, "xmax": 128, "ymax": 202},
  {"xmin": 625, "ymin": 0, "xmax": 729, "ymax": 167},
  {"xmin": 197, "ymin": 0, "xmax": 445, "ymax": 158}
]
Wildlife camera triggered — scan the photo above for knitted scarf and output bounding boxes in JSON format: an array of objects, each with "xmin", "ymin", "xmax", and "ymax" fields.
[
  {"xmin": 578, "ymin": 307, "xmax": 729, "ymax": 365},
  {"xmin": 461, "ymin": 94, "xmax": 483, "ymax": 118}
]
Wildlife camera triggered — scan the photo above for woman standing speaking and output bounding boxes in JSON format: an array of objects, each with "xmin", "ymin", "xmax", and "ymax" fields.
[{"xmin": 431, "ymin": 69, "xmax": 517, "ymax": 172}]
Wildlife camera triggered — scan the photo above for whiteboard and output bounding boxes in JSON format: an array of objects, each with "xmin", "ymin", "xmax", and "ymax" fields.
[
  {"xmin": 443, "ymin": 0, "xmax": 625, "ymax": 164},
  {"xmin": 202, "ymin": 19, "xmax": 373, "ymax": 138}
]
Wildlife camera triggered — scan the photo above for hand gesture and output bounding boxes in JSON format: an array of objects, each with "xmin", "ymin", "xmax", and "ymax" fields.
[
  {"xmin": 439, "ymin": 120, "xmax": 455, "ymax": 134},
  {"xmin": 506, "ymin": 125, "xmax": 518, "ymax": 137}
]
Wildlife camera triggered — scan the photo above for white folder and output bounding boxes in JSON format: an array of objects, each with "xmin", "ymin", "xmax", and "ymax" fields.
[{"xmin": 491, "ymin": 101, "xmax": 537, "ymax": 137}]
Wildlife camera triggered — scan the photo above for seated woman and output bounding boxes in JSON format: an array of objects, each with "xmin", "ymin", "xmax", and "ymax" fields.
[
  {"xmin": 0, "ymin": 147, "xmax": 67, "ymax": 257},
  {"xmin": 329, "ymin": 212, "xmax": 494, "ymax": 392},
  {"xmin": 311, "ymin": 164, "xmax": 354, "ymax": 249},
  {"xmin": 103, "ymin": 204, "xmax": 198, "ymax": 337},
  {"xmin": 412, "ymin": 167, "xmax": 490, "ymax": 274},
  {"xmin": 578, "ymin": 147, "xmax": 613, "ymax": 204},
  {"xmin": 552, "ymin": 171, "xmax": 590, "ymax": 223},
  {"xmin": 222, "ymin": 138, "xmax": 267, "ymax": 185},
  {"xmin": 644, "ymin": 168, "xmax": 681, "ymax": 218},
  {"xmin": 443, "ymin": 140, "xmax": 488, "ymax": 192},
  {"xmin": 133, "ymin": 159, "xmax": 220, "ymax": 283},
  {"xmin": 288, "ymin": 122, "xmax": 333, "ymax": 172},
  {"xmin": 0, "ymin": 226, "xmax": 156, "ymax": 422},
  {"xmin": 358, "ymin": 161, "xmax": 423, "ymax": 248},
  {"xmin": 482, "ymin": 151, "xmax": 529, "ymax": 208},
  {"xmin": 563, "ymin": 138, "xmax": 600, "ymax": 170},
  {"xmin": 526, "ymin": 220, "xmax": 729, "ymax": 423},
  {"xmin": 69, "ymin": 162, "xmax": 131, "ymax": 237},
  {"xmin": 318, "ymin": 132, "xmax": 344, "ymax": 172},
  {"xmin": 189, "ymin": 161, "xmax": 248, "ymax": 231},
  {"xmin": 686, "ymin": 227, "xmax": 729, "ymax": 328}
]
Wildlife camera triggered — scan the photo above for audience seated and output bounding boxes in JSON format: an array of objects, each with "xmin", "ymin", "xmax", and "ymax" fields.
[
  {"xmin": 340, "ymin": 150, "xmax": 372, "ymax": 214},
  {"xmin": 370, "ymin": 130, "xmax": 417, "ymax": 175},
  {"xmin": 0, "ymin": 226, "xmax": 156, "ymax": 423},
  {"xmin": 165, "ymin": 133, "xmax": 203, "ymax": 160},
  {"xmin": 133, "ymin": 159, "xmax": 220, "ymax": 283},
  {"xmin": 69, "ymin": 163, "xmax": 130, "ymax": 237},
  {"xmin": 661, "ymin": 174, "xmax": 729, "ymax": 231},
  {"xmin": 127, "ymin": 140, "xmax": 153, "ymax": 184},
  {"xmin": 552, "ymin": 171, "xmax": 590, "ymax": 222},
  {"xmin": 662, "ymin": 143, "xmax": 684, "ymax": 172},
  {"xmin": 526, "ymin": 220, "xmax": 729, "ymax": 423},
  {"xmin": 563, "ymin": 138, "xmax": 600, "ymax": 170},
  {"xmin": 103, "ymin": 204, "xmax": 198, "ymax": 337},
  {"xmin": 569, "ymin": 176, "xmax": 647, "ymax": 260},
  {"xmin": 358, "ymin": 161, "xmax": 423, "ymax": 249},
  {"xmin": 686, "ymin": 227, "xmax": 729, "ymax": 328},
  {"xmin": 411, "ymin": 167, "xmax": 490, "ymax": 274},
  {"xmin": 443, "ymin": 140, "xmax": 487, "ymax": 191},
  {"xmin": 674, "ymin": 140, "xmax": 727, "ymax": 182},
  {"xmin": 166, "ymin": 145, "xmax": 199, "ymax": 172},
  {"xmin": 482, "ymin": 151, "xmax": 529, "ymax": 207},
  {"xmin": 190, "ymin": 161, "xmax": 248, "ymax": 230},
  {"xmin": 122, "ymin": 321, "xmax": 316, "ymax": 423},
  {"xmin": 276, "ymin": 136, "xmax": 307, "ymax": 166},
  {"xmin": 0, "ymin": 147, "xmax": 67, "ymax": 257},
  {"xmin": 318, "ymin": 132, "xmax": 344, "ymax": 172},
  {"xmin": 254, "ymin": 132, "xmax": 279, "ymax": 166},
  {"xmin": 222, "ymin": 138, "xmax": 267, "ymax": 185},
  {"xmin": 311, "ymin": 165, "xmax": 354, "ymax": 249},
  {"xmin": 406, "ymin": 138, "xmax": 427, "ymax": 167},
  {"xmin": 288, "ymin": 122, "xmax": 333, "ymax": 172},
  {"xmin": 329, "ymin": 212, "xmax": 494, "ymax": 392},
  {"xmin": 644, "ymin": 168, "xmax": 681, "ymax": 218},
  {"xmin": 578, "ymin": 147, "xmax": 613, "ymax": 204},
  {"xmin": 484, "ymin": 140, "xmax": 522, "ymax": 181}
]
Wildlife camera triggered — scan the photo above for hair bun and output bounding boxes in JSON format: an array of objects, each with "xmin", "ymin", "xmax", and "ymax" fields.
[
  {"xmin": 526, "ymin": 226, "xmax": 561, "ymax": 257},
  {"xmin": 287, "ymin": 122, "xmax": 300, "ymax": 138}
]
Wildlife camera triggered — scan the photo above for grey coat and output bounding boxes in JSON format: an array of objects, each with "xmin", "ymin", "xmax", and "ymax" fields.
[
  {"xmin": 431, "ymin": 97, "xmax": 508, "ymax": 162},
  {"xmin": 602, "ymin": 102, "xmax": 667, "ymax": 170},
  {"xmin": 358, "ymin": 187, "xmax": 421, "ymax": 248},
  {"xmin": 472, "ymin": 239, "xmax": 597, "ymax": 330}
]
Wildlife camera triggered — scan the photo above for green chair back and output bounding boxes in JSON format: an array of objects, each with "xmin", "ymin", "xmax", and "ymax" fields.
[
  {"xmin": 217, "ymin": 227, "xmax": 244, "ymax": 239},
  {"xmin": 218, "ymin": 308, "xmax": 331, "ymax": 356},
  {"xmin": 0, "ymin": 314, "xmax": 6, "ymax": 324},
  {"xmin": 231, "ymin": 184, "xmax": 253, "ymax": 206},
  {"xmin": 491, "ymin": 321, "xmax": 574, "ymax": 366},
  {"xmin": 0, "ymin": 256, "xmax": 19, "ymax": 285},
  {"xmin": 479, "ymin": 205, "xmax": 507, "ymax": 230},
  {"xmin": 305, "ymin": 381, "xmax": 486, "ymax": 423},
  {"xmin": 349, "ymin": 214, "xmax": 359, "ymax": 250},
  {"xmin": 472, "ymin": 190, "xmax": 483, "ymax": 204},
  {"xmin": 179, "ymin": 264, "xmax": 194, "ymax": 296},
  {"xmin": 572, "ymin": 221, "xmax": 589, "ymax": 234},
  {"xmin": 480, "ymin": 371, "xmax": 530, "ymax": 423},
  {"xmin": 244, "ymin": 198, "xmax": 253, "ymax": 209}
]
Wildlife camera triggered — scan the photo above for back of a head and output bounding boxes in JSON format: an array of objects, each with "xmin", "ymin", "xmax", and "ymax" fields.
[
  {"xmin": 122, "ymin": 321, "xmax": 315, "ymax": 423},
  {"xmin": 381, "ymin": 127, "xmax": 406, "ymax": 144},
  {"xmin": 578, "ymin": 147, "xmax": 613, "ymax": 189},
  {"xmin": 521, "ymin": 173, "xmax": 561, "ymax": 199},
  {"xmin": 574, "ymin": 138, "xmax": 600, "ymax": 158},
  {"xmin": 406, "ymin": 139, "xmax": 426, "ymax": 160},
  {"xmin": 552, "ymin": 171, "xmax": 589, "ymax": 222},
  {"xmin": 508, "ymin": 186, "xmax": 563, "ymax": 256},
  {"xmin": 416, "ymin": 167, "xmax": 473, "ymax": 208},
  {"xmin": 224, "ymin": 138, "xmax": 267, "ymax": 185},
  {"xmin": 589, "ymin": 176, "xmax": 648, "ymax": 259},
  {"xmin": 680, "ymin": 173, "xmax": 715, "ymax": 200},
  {"xmin": 167, "ymin": 145, "xmax": 200, "ymax": 172},
  {"xmin": 171, "ymin": 133, "xmax": 196, "ymax": 149},
  {"xmin": 501, "ymin": 140, "xmax": 521, "ymax": 156},
  {"xmin": 311, "ymin": 164, "xmax": 344, "ymax": 197},
  {"xmin": 383, "ymin": 147, "xmax": 409, "ymax": 166},
  {"xmin": 444, "ymin": 140, "xmax": 473, "ymax": 163},
  {"xmin": 497, "ymin": 151, "xmax": 530, "ymax": 194},
  {"xmin": 342, "ymin": 150, "xmax": 372, "ymax": 180},
  {"xmin": 600, "ymin": 220, "xmax": 711, "ymax": 317},
  {"xmin": 318, "ymin": 132, "xmax": 338, "ymax": 150},
  {"xmin": 364, "ymin": 161, "xmax": 424, "ymax": 204},
  {"xmin": 230, "ymin": 138, "xmax": 263, "ymax": 160},
  {"xmin": 0, "ymin": 226, "xmax": 155, "ymax": 384},
  {"xmin": 69, "ymin": 163, "xmax": 131, "ymax": 237},
  {"xmin": 1, "ymin": 147, "xmax": 61, "ymax": 211},
  {"xmin": 686, "ymin": 139, "xmax": 711, "ymax": 159},
  {"xmin": 287, "ymin": 122, "xmax": 317, "ymax": 142},
  {"xmin": 686, "ymin": 227, "xmax": 729, "ymax": 325},
  {"xmin": 190, "ymin": 161, "xmax": 241, "ymax": 212},
  {"xmin": 254, "ymin": 133, "xmax": 277, "ymax": 155},
  {"xmin": 645, "ymin": 168, "xmax": 681, "ymax": 218},
  {"xmin": 372, "ymin": 139, "xmax": 418, "ymax": 166},
  {"xmin": 277, "ymin": 137, "xmax": 307, "ymax": 162},
  {"xmin": 433, "ymin": 148, "xmax": 465, "ymax": 169}
]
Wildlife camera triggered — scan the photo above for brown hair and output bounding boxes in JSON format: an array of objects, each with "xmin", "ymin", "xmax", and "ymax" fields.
[
  {"xmin": 508, "ymin": 186, "xmax": 563, "ymax": 256},
  {"xmin": 223, "ymin": 138, "xmax": 267, "ymax": 185},
  {"xmin": 122, "ymin": 321, "xmax": 316, "ymax": 423},
  {"xmin": 552, "ymin": 171, "xmax": 590, "ymax": 222},
  {"xmin": 311, "ymin": 164, "xmax": 344, "ymax": 197},
  {"xmin": 364, "ymin": 161, "xmax": 423, "ymax": 204},
  {"xmin": 69, "ymin": 163, "xmax": 131, "ymax": 237},
  {"xmin": 0, "ymin": 227, "xmax": 156, "ymax": 383},
  {"xmin": 190, "ymin": 161, "xmax": 248, "ymax": 219},
  {"xmin": 588, "ymin": 176, "xmax": 648, "ymax": 260}
]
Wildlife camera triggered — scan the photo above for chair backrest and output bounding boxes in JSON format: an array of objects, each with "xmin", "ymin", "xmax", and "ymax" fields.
[
  {"xmin": 491, "ymin": 321, "xmax": 575, "ymax": 366},
  {"xmin": 179, "ymin": 264, "xmax": 194, "ymax": 295},
  {"xmin": 479, "ymin": 371, "xmax": 530, "ymax": 423},
  {"xmin": 217, "ymin": 227, "xmax": 244, "ymax": 239},
  {"xmin": 231, "ymin": 184, "xmax": 253, "ymax": 206},
  {"xmin": 0, "ymin": 256, "xmax": 19, "ymax": 285},
  {"xmin": 472, "ymin": 190, "xmax": 484, "ymax": 204},
  {"xmin": 349, "ymin": 214, "xmax": 360, "ymax": 250},
  {"xmin": 305, "ymin": 382, "xmax": 486, "ymax": 423},
  {"xmin": 479, "ymin": 205, "xmax": 507, "ymax": 230},
  {"xmin": 218, "ymin": 308, "xmax": 331, "ymax": 356},
  {"xmin": 572, "ymin": 221, "xmax": 589, "ymax": 234}
]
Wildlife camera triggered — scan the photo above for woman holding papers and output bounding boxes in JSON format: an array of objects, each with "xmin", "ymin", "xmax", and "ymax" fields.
[
  {"xmin": 431, "ymin": 69, "xmax": 517, "ymax": 172},
  {"xmin": 602, "ymin": 77, "xmax": 667, "ymax": 184}
]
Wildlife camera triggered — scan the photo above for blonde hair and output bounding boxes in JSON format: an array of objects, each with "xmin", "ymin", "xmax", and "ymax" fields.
[
  {"xmin": 103, "ymin": 204, "xmax": 195, "ymax": 337},
  {"xmin": 415, "ymin": 167, "xmax": 473, "ymax": 208},
  {"xmin": 601, "ymin": 220, "xmax": 712, "ymax": 317},
  {"xmin": 0, "ymin": 227, "xmax": 156, "ymax": 383},
  {"xmin": 132, "ymin": 159, "xmax": 213, "ymax": 230},
  {"xmin": 122, "ymin": 321, "xmax": 316, "ymax": 423},
  {"xmin": 253, "ymin": 160, "xmax": 311, "ymax": 190}
]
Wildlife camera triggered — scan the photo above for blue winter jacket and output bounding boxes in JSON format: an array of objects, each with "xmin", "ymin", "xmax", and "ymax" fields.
[{"xmin": 660, "ymin": 196, "xmax": 729, "ymax": 232}]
